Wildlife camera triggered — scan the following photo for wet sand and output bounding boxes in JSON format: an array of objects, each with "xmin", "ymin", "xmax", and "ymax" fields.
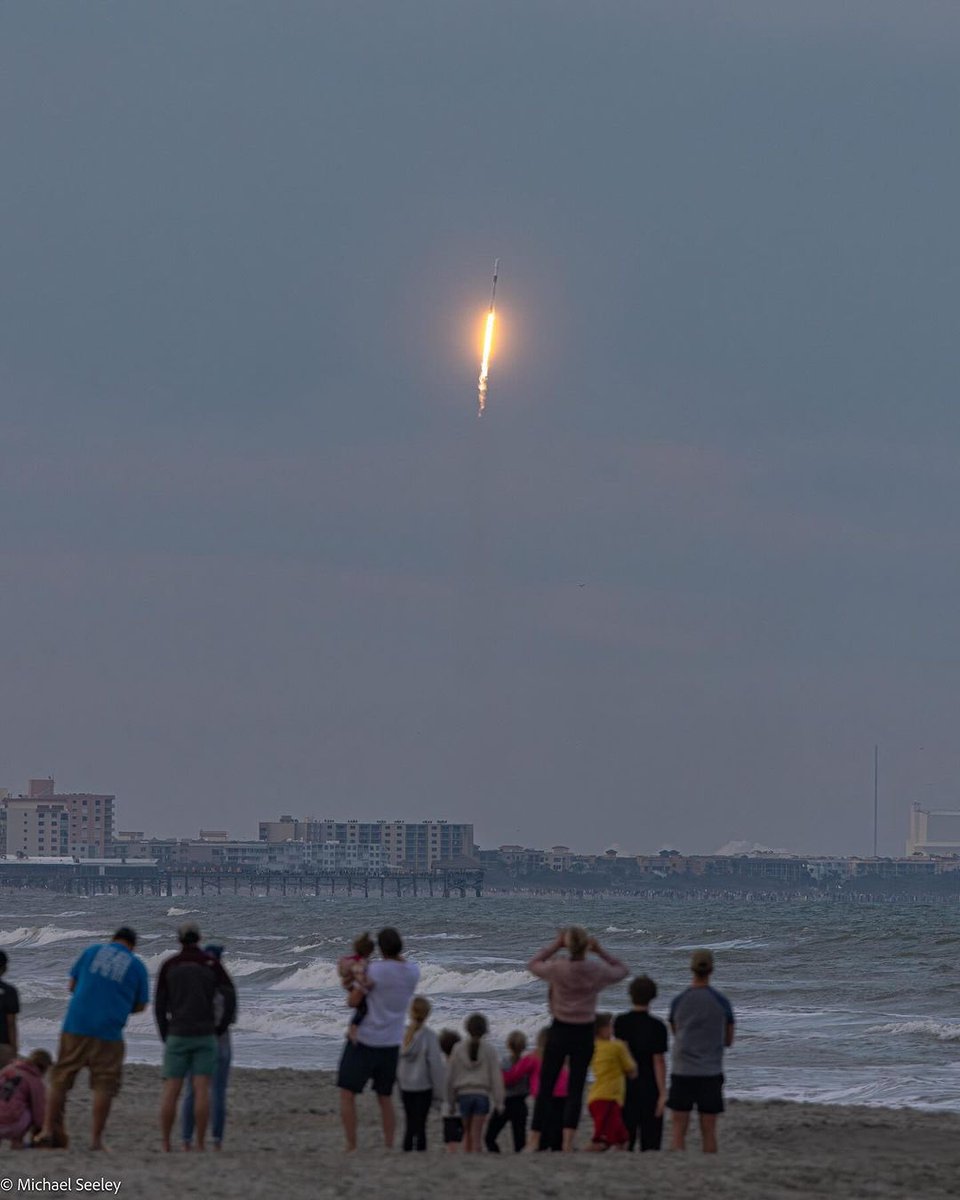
[{"xmin": 2, "ymin": 1065, "xmax": 957, "ymax": 1198}]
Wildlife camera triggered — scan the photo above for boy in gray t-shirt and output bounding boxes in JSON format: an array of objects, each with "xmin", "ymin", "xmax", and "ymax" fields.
[{"xmin": 667, "ymin": 949, "xmax": 734, "ymax": 1152}]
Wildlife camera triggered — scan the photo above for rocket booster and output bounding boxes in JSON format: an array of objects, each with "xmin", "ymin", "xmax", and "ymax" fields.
[{"xmin": 477, "ymin": 258, "xmax": 499, "ymax": 418}]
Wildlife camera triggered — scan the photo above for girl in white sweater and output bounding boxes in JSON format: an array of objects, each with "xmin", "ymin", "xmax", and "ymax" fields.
[{"xmin": 445, "ymin": 1013, "xmax": 505, "ymax": 1152}]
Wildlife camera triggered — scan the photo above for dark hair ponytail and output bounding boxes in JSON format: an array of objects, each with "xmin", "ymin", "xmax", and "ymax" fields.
[{"xmin": 465, "ymin": 1012, "xmax": 488, "ymax": 1062}]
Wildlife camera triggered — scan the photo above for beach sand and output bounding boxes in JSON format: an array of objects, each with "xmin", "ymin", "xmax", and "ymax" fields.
[{"xmin": 2, "ymin": 1065, "xmax": 956, "ymax": 1198}]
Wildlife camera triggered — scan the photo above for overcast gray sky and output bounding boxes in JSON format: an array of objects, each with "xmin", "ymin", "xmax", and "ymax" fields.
[{"xmin": 2, "ymin": 2, "xmax": 959, "ymax": 855}]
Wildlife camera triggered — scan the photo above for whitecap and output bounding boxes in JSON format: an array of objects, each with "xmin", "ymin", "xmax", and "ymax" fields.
[
  {"xmin": 270, "ymin": 960, "xmax": 340, "ymax": 992},
  {"xmin": 672, "ymin": 938, "xmax": 769, "ymax": 951},
  {"xmin": 224, "ymin": 958, "xmax": 288, "ymax": 978},
  {"xmin": 268, "ymin": 959, "xmax": 534, "ymax": 995},
  {"xmin": 405, "ymin": 933, "xmax": 483, "ymax": 941},
  {"xmin": 417, "ymin": 964, "xmax": 534, "ymax": 994},
  {"xmin": 866, "ymin": 1019, "xmax": 960, "ymax": 1042},
  {"xmin": 32, "ymin": 927, "xmax": 103, "ymax": 947},
  {"xmin": 0, "ymin": 926, "xmax": 103, "ymax": 948},
  {"xmin": 0, "ymin": 928, "xmax": 33, "ymax": 947}
]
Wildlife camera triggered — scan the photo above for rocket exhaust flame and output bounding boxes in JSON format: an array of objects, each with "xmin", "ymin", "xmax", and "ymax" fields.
[
  {"xmin": 477, "ymin": 258, "xmax": 499, "ymax": 417},
  {"xmin": 477, "ymin": 310, "xmax": 495, "ymax": 417}
]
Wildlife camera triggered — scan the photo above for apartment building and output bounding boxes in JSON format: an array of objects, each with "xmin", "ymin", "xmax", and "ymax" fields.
[
  {"xmin": 3, "ymin": 779, "xmax": 115, "ymax": 859},
  {"xmin": 258, "ymin": 817, "xmax": 474, "ymax": 871},
  {"xmin": 4, "ymin": 798, "xmax": 70, "ymax": 857}
]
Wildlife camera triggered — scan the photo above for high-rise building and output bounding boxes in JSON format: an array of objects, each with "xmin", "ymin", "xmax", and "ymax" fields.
[
  {"xmin": 4, "ymin": 798, "xmax": 70, "ymax": 857},
  {"xmin": 3, "ymin": 779, "xmax": 115, "ymax": 858},
  {"xmin": 257, "ymin": 817, "xmax": 475, "ymax": 870}
]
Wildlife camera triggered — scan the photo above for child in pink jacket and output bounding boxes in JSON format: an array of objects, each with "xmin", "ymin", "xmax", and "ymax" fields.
[
  {"xmin": 503, "ymin": 1028, "xmax": 568, "ymax": 1151},
  {"xmin": 0, "ymin": 1050, "xmax": 52, "ymax": 1148}
]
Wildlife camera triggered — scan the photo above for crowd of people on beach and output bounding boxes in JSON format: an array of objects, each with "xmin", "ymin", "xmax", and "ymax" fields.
[
  {"xmin": 0, "ymin": 920, "xmax": 735, "ymax": 1157},
  {"xmin": 337, "ymin": 925, "xmax": 733, "ymax": 1155},
  {"xmin": 0, "ymin": 922, "xmax": 236, "ymax": 1152}
]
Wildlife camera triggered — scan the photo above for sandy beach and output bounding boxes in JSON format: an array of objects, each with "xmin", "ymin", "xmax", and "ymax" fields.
[{"xmin": 0, "ymin": 1065, "xmax": 956, "ymax": 1198}]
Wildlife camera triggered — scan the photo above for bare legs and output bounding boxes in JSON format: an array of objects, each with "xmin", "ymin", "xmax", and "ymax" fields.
[
  {"xmin": 39, "ymin": 1082, "xmax": 110, "ymax": 1151},
  {"xmin": 192, "ymin": 1076, "xmax": 211, "ymax": 1149},
  {"xmin": 340, "ymin": 1090, "xmax": 394, "ymax": 1151},
  {"xmin": 670, "ymin": 1110, "xmax": 719, "ymax": 1152},
  {"xmin": 339, "ymin": 1090, "xmax": 358, "ymax": 1152},
  {"xmin": 160, "ymin": 1079, "xmax": 183, "ymax": 1151},
  {"xmin": 377, "ymin": 1094, "xmax": 395, "ymax": 1149},
  {"xmin": 38, "ymin": 1083, "xmax": 66, "ymax": 1147},
  {"xmin": 91, "ymin": 1091, "xmax": 114, "ymax": 1151},
  {"xmin": 463, "ymin": 1114, "xmax": 486, "ymax": 1152}
]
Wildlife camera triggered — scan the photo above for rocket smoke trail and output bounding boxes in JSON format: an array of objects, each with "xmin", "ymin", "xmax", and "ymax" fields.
[{"xmin": 477, "ymin": 258, "xmax": 499, "ymax": 417}]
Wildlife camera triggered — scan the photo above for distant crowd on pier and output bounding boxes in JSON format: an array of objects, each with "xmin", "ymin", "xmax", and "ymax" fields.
[{"xmin": 0, "ymin": 922, "xmax": 734, "ymax": 1155}]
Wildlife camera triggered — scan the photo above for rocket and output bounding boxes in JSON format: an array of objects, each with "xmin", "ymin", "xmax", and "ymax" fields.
[{"xmin": 477, "ymin": 258, "xmax": 499, "ymax": 418}]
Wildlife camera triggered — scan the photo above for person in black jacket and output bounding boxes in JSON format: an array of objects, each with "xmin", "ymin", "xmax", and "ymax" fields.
[
  {"xmin": 0, "ymin": 952, "xmax": 20, "ymax": 1069},
  {"xmin": 155, "ymin": 922, "xmax": 236, "ymax": 1152}
]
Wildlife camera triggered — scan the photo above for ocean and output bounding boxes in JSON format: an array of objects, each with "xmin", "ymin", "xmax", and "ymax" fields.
[{"xmin": 4, "ymin": 890, "xmax": 959, "ymax": 1111}]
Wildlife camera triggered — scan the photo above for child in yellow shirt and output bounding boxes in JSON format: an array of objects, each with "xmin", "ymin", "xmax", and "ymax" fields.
[{"xmin": 585, "ymin": 1012, "xmax": 637, "ymax": 1151}]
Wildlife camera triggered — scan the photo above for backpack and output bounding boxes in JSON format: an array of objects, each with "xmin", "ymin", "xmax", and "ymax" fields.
[{"xmin": 0, "ymin": 1065, "xmax": 28, "ymax": 1126}]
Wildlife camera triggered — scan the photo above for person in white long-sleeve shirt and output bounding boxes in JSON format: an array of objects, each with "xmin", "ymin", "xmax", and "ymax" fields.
[{"xmin": 445, "ymin": 1013, "xmax": 505, "ymax": 1152}]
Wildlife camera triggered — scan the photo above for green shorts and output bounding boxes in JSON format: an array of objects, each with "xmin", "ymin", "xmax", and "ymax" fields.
[{"xmin": 163, "ymin": 1034, "xmax": 218, "ymax": 1079}]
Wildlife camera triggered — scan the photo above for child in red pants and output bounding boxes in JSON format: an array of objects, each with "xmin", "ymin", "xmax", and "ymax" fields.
[{"xmin": 585, "ymin": 1012, "xmax": 637, "ymax": 1151}]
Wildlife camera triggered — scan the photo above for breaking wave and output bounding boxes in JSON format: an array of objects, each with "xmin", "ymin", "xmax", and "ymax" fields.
[
  {"xmin": 269, "ymin": 959, "xmax": 533, "ymax": 995},
  {"xmin": 867, "ymin": 1020, "xmax": 960, "ymax": 1043},
  {"xmin": 0, "ymin": 926, "xmax": 103, "ymax": 948}
]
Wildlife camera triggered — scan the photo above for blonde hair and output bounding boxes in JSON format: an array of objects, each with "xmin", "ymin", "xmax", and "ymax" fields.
[
  {"xmin": 403, "ymin": 995, "xmax": 431, "ymax": 1049},
  {"xmin": 566, "ymin": 925, "xmax": 589, "ymax": 961}
]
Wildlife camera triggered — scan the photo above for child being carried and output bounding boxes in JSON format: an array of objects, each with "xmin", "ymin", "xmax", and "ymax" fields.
[{"xmin": 337, "ymin": 932, "xmax": 375, "ymax": 1041}]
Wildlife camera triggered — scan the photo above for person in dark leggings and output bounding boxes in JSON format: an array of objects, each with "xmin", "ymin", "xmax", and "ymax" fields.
[
  {"xmin": 485, "ymin": 1030, "xmax": 529, "ymax": 1152},
  {"xmin": 400, "ymin": 1088, "xmax": 433, "ymax": 1152},
  {"xmin": 396, "ymin": 996, "xmax": 445, "ymax": 1152},
  {"xmin": 526, "ymin": 927, "xmax": 628, "ymax": 1152}
]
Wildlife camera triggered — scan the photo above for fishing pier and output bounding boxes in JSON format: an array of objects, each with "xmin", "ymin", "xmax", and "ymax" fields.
[{"xmin": 0, "ymin": 861, "xmax": 484, "ymax": 899}]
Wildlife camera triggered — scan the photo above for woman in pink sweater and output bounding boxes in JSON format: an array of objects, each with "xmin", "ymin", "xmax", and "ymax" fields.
[{"xmin": 526, "ymin": 927, "xmax": 628, "ymax": 1152}]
